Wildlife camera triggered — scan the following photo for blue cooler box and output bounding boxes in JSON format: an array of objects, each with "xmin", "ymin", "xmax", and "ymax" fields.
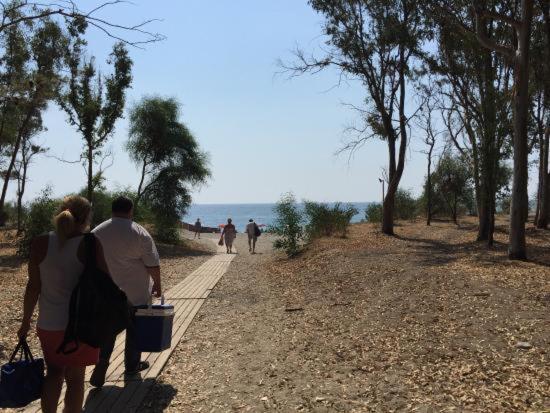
[{"xmin": 134, "ymin": 303, "xmax": 175, "ymax": 352}]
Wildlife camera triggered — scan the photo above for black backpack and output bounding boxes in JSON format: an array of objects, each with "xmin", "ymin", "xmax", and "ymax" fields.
[
  {"xmin": 254, "ymin": 223, "xmax": 261, "ymax": 237},
  {"xmin": 57, "ymin": 233, "xmax": 130, "ymax": 354}
]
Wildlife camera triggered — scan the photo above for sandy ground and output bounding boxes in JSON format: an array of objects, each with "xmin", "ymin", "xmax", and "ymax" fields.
[{"xmin": 139, "ymin": 219, "xmax": 549, "ymax": 413}]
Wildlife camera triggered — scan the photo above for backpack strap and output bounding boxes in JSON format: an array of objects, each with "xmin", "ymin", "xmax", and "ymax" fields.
[{"xmin": 84, "ymin": 233, "xmax": 97, "ymax": 268}]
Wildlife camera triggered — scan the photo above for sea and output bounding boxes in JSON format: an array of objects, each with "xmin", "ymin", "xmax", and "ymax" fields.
[{"xmin": 183, "ymin": 202, "xmax": 372, "ymax": 231}]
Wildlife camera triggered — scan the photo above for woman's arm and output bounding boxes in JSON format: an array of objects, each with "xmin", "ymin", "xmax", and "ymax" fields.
[{"xmin": 18, "ymin": 236, "xmax": 46, "ymax": 339}]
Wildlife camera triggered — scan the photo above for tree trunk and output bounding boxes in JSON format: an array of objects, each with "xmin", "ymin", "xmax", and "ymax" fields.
[
  {"xmin": 426, "ymin": 143, "xmax": 433, "ymax": 226},
  {"xmin": 508, "ymin": 0, "xmax": 534, "ymax": 260},
  {"xmin": 382, "ymin": 42, "xmax": 408, "ymax": 236},
  {"xmin": 0, "ymin": 107, "xmax": 34, "ymax": 225},
  {"xmin": 536, "ymin": 125, "xmax": 549, "ymax": 228},
  {"xmin": 16, "ymin": 161, "xmax": 28, "ymax": 234},
  {"xmin": 87, "ymin": 142, "xmax": 93, "ymax": 202}
]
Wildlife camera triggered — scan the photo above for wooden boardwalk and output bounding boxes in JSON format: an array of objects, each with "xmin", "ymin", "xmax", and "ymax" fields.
[{"xmin": 24, "ymin": 242, "xmax": 235, "ymax": 413}]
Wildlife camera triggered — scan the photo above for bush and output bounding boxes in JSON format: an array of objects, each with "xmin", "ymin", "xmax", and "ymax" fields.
[
  {"xmin": 269, "ymin": 193, "xmax": 304, "ymax": 257},
  {"xmin": 17, "ymin": 187, "xmax": 59, "ymax": 257},
  {"xmin": 365, "ymin": 203, "xmax": 382, "ymax": 223},
  {"xmin": 394, "ymin": 188, "xmax": 418, "ymax": 220},
  {"xmin": 304, "ymin": 201, "xmax": 357, "ymax": 239}
]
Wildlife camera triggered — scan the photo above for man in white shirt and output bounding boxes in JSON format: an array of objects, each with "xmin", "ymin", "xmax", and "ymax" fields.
[
  {"xmin": 245, "ymin": 218, "xmax": 259, "ymax": 254},
  {"xmin": 90, "ymin": 196, "xmax": 161, "ymax": 387}
]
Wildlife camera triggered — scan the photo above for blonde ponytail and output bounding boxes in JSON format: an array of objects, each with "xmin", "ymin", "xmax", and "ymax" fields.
[
  {"xmin": 53, "ymin": 195, "xmax": 92, "ymax": 244},
  {"xmin": 54, "ymin": 210, "xmax": 76, "ymax": 243}
]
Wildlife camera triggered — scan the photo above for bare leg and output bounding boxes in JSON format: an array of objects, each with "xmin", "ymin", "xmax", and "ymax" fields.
[
  {"xmin": 41, "ymin": 365, "xmax": 65, "ymax": 413},
  {"xmin": 252, "ymin": 237, "xmax": 256, "ymax": 253},
  {"xmin": 63, "ymin": 366, "xmax": 86, "ymax": 413},
  {"xmin": 248, "ymin": 236, "xmax": 252, "ymax": 252}
]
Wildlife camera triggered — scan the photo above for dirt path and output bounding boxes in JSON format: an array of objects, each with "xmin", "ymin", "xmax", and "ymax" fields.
[{"xmin": 139, "ymin": 221, "xmax": 549, "ymax": 413}]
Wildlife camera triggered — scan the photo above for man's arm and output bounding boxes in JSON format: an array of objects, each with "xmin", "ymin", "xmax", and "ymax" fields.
[{"xmin": 147, "ymin": 266, "xmax": 161, "ymax": 297}]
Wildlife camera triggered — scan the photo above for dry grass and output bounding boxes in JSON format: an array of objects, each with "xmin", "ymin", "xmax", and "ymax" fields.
[{"xmin": 141, "ymin": 218, "xmax": 549, "ymax": 413}]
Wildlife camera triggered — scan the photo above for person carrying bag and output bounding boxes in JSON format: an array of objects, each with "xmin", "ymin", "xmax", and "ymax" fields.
[
  {"xmin": 16, "ymin": 195, "xmax": 120, "ymax": 413},
  {"xmin": 0, "ymin": 339, "xmax": 44, "ymax": 408},
  {"xmin": 57, "ymin": 233, "xmax": 130, "ymax": 354}
]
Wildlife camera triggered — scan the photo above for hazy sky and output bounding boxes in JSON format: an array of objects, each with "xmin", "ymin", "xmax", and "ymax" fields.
[{"xmin": 9, "ymin": 1, "xmax": 534, "ymax": 205}]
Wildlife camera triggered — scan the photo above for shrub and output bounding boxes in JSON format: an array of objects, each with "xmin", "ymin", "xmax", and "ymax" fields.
[
  {"xmin": 365, "ymin": 203, "xmax": 382, "ymax": 223},
  {"xmin": 394, "ymin": 188, "xmax": 418, "ymax": 221},
  {"xmin": 304, "ymin": 201, "xmax": 357, "ymax": 239},
  {"xmin": 269, "ymin": 193, "xmax": 304, "ymax": 257},
  {"xmin": 17, "ymin": 187, "xmax": 59, "ymax": 257}
]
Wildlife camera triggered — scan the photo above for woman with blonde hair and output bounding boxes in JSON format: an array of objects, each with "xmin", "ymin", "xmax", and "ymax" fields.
[
  {"xmin": 17, "ymin": 195, "xmax": 111, "ymax": 413},
  {"xmin": 221, "ymin": 218, "xmax": 236, "ymax": 254}
]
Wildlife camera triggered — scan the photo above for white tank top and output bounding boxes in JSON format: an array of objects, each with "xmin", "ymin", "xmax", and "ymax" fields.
[{"xmin": 37, "ymin": 232, "xmax": 84, "ymax": 331}]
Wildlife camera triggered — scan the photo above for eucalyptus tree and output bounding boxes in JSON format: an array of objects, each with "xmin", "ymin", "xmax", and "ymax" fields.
[
  {"xmin": 284, "ymin": 0, "xmax": 428, "ymax": 235},
  {"xmin": 14, "ymin": 130, "xmax": 47, "ymax": 232},
  {"xmin": 470, "ymin": 0, "xmax": 535, "ymax": 259},
  {"xmin": 58, "ymin": 39, "xmax": 132, "ymax": 201},
  {"xmin": 427, "ymin": 0, "xmax": 514, "ymax": 246},
  {"xmin": 127, "ymin": 96, "xmax": 210, "ymax": 241},
  {"xmin": 533, "ymin": 0, "xmax": 549, "ymax": 228},
  {"xmin": 0, "ymin": 13, "xmax": 65, "ymax": 224}
]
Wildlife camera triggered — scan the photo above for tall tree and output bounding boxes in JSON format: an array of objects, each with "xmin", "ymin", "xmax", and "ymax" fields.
[
  {"xmin": 428, "ymin": 0, "xmax": 514, "ymax": 246},
  {"xmin": 127, "ymin": 96, "xmax": 210, "ymax": 241},
  {"xmin": 472, "ymin": 0, "xmax": 535, "ymax": 259},
  {"xmin": 533, "ymin": 0, "xmax": 550, "ymax": 228},
  {"xmin": 14, "ymin": 130, "xmax": 47, "ymax": 232},
  {"xmin": 0, "ymin": 14, "xmax": 65, "ymax": 224},
  {"xmin": 58, "ymin": 40, "xmax": 132, "ymax": 202},
  {"xmin": 284, "ymin": 0, "xmax": 427, "ymax": 235}
]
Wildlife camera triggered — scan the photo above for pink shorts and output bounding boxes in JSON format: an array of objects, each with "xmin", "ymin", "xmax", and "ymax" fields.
[{"xmin": 37, "ymin": 328, "xmax": 99, "ymax": 368}]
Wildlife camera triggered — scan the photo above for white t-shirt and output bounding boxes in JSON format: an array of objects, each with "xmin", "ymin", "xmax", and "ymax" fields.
[
  {"xmin": 246, "ymin": 222, "xmax": 256, "ymax": 237},
  {"xmin": 92, "ymin": 218, "xmax": 160, "ymax": 306}
]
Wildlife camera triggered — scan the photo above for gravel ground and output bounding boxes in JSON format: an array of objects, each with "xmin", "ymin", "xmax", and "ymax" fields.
[{"xmin": 139, "ymin": 219, "xmax": 549, "ymax": 413}]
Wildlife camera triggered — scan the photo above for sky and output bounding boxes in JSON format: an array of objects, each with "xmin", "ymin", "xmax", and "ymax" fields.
[{"xmin": 8, "ymin": 1, "xmax": 535, "ymax": 205}]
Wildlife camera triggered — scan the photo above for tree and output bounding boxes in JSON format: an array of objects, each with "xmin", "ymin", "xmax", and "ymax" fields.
[
  {"xmin": 126, "ymin": 96, "xmax": 210, "ymax": 241},
  {"xmin": 472, "ymin": 0, "xmax": 535, "ymax": 259},
  {"xmin": 416, "ymin": 82, "xmax": 443, "ymax": 226},
  {"xmin": 58, "ymin": 40, "xmax": 132, "ymax": 202},
  {"xmin": 427, "ymin": 0, "xmax": 514, "ymax": 245},
  {"xmin": 533, "ymin": 0, "xmax": 550, "ymax": 228},
  {"xmin": 0, "ymin": 14, "xmax": 65, "ymax": 224},
  {"xmin": 14, "ymin": 129, "xmax": 47, "ymax": 232},
  {"xmin": 430, "ymin": 152, "xmax": 474, "ymax": 224},
  {"xmin": 283, "ymin": 0, "xmax": 427, "ymax": 235}
]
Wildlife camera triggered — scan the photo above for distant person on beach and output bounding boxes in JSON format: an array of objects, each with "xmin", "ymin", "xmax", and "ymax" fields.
[
  {"xmin": 245, "ymin": 218, "xmax": 260, "ymax": 254},
  {"xmin": 18, "ymin": 195, "xmax": 109, "ymax": 413},
  {"xmin": 222, "ymin": 218, "xmax": 236, "ymax": 254},
  {"xmin": 194, "ymin": 218, "xmax": 202, "ymax": 239},
  {"xmin": 89, "ymin": 196, "xmax": 161, "ymax": 388}
]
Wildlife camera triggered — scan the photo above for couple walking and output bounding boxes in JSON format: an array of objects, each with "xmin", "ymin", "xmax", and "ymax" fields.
[
  {"xmin": 220, "ymin": 218, "xmax": 260, "ymax": 254},
  {"xmin": 17, "ymin": 195, "xmax": 161, "ymax": 413}
]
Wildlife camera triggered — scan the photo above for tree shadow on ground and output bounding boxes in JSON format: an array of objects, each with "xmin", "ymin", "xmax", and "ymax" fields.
[
  {"xmin": 395, "ymin": 231, "xmax": 550, "ymax": 269},
  {"xmin": 83, "ymin": 378, "xmax": 177, "ymax": 412}
]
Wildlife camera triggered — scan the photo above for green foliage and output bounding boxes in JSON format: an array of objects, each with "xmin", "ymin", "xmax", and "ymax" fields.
[
  {"xmin": 304, "ymin": 201, "xmax": 357, "ymax": 239},
  {"xmin": 127, "ymin": 96, "xmax": 210, "ymax": 244},
  {"xmin": 421, "ymin": 153, "xmax": 475, "ymax": 221},
  {"xmin": 269, "ymin": 193, "xmax": 304, "ymax": 257},
  {"xmin": 365, "ymin": 203, "xmax": 383, "ymax": 223},
  {"xmin": 17, "ymin": 187, "xmax": 58, "ymax": 257},
  {"xmin": 394, "ymin": 189, "xmax": 418, "ymax": 220},
  {"xmin": 58, "ymin": 39, "xmax": 133, "ymax": 201}
]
